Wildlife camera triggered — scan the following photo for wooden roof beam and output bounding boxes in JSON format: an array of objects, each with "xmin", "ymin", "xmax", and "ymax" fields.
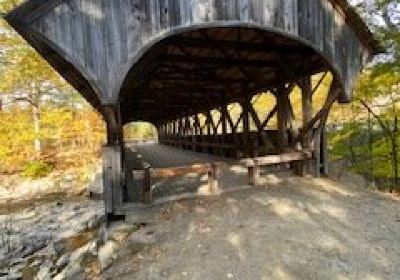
[
  {"xmin": 164, "ymin": 36, "xmax": 313, "ymax": 55},
  {"xmin": 161, "ymin": 55, "xmax": 280, "ymax": 68}
]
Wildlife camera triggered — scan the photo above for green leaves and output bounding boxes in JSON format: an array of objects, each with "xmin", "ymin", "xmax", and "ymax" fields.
[{"xmin": 21, "ymin": 160, "xmax": 54, "ymax": 179}]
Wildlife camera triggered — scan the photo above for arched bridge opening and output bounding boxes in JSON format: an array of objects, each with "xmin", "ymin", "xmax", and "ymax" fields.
[
  {"xmin": 121, "ymin": 26, "xmax": 337, "ymax": 126},
  {"xmin": 123, "ymin": 122, "xmax": 158, "ymax": 146},
  {"xmin": 118, "ymin": 26, "xmax": 339, "ymax": 210}
]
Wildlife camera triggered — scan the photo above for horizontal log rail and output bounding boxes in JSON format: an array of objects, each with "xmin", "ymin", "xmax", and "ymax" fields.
[
  {"xmin": 241, "ymin": 150, "xmax": 313, "ymax": 186},
  {"xmin": 162, "ymin": 139, "xmax": 237, "ymax": 149},
  {"xmin": 240, "ymin": 150, "xmax": 313, "ymax": 167},
  {"xmin": 125, "ymin": 138, "xmax": 158, "ymax": 145},
  {"xmin": 132, "ymin": 164, "xmax": 213, "ymax": 180},
  {"xmin": 129, "ymin": 150, "xmax": 313, "ymax": 204}
]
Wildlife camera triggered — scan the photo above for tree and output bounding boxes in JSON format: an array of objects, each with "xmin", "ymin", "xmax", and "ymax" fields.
[
  {"xmin": 0, "ymin": 1, "xmax": 77, "ymax": 158},
  {"xmin": 0, "ymin": 38, "xmax": 69, "ymax": 157},
  {"xmin": 324, "ymin": 0, "xmax": 400, "ymax": 191}
]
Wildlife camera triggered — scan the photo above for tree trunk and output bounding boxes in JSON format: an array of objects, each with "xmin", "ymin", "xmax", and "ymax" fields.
[
  {"xmin": 33, "ymin": 105, "xmax": 41, "ymax": 158},
  {"xmin": 392, "ymin": 116, "xmax": 398, "ymax": 193}
]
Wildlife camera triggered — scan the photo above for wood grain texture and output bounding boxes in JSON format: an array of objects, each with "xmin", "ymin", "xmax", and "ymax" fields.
[
  {"xmin": 240, "ymin": 150, "xmax": 313, "ymax": 167},
  {"xmin": 7, "ymin": 0, "xmax": 377, "ymax": 106}
]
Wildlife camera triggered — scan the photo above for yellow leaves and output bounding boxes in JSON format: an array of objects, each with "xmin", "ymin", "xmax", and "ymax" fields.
[
  {"xmin": 0, "ymin": 106, "xmax": 105, "ymax": 173},
  {"xmin": 124, "ymin": 122, "xmax": 156, "ymax": 140},
  {"xmin": 0, "ymin": 0, "xmax": 23, "ymax": 15},
  {"xmin": 0, "ymin": 16, "xmax": 67, "ymax": 95}
]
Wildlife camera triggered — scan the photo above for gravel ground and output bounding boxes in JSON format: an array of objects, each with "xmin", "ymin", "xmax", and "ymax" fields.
[{"xmin": 103, "ymin": 174, "xmax": 400, "ymax": 280}]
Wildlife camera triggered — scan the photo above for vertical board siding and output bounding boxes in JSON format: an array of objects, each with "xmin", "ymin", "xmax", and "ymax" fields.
[
  {"xmin": 102, "ymin": 145, "xmax": 123, "ymax": 214},
  {"xmin": 31, "ymin": 0, "xmax": 372, "ymax": 103},
  {"xmin": 283, "ymin": 0, "xmax": 298, "ymax": 35}
]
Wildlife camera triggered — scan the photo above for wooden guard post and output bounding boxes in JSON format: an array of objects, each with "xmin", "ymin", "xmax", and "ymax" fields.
[
  {"xmin": 208, "ymin": 163, "xmax": 219, "ymax": 194},
  {"xmin": 248, "ymin": 159, "xmax": 260, "ymax": 186},
  {"xmin": 143, "ymin": 166, "xmax": 152, "ymax": 204}
]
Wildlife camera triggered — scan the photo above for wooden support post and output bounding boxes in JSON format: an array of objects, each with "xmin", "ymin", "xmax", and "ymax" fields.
[
  {"xmin": 206, "ymin": 111, "xmax": 212, "ymax": 136},
  {"xmin": 199, "ymin": 116, "xmax": 207, "ymax": 152},
  {"xmin": 125, "ymin": 157, "xmax": 139, "ymax": 203},
  {"xmin": 300, "ymin": 77, "xmax": 313, "ymax": 174},
  {"xmin": 102, "ymin": 145, "xmax": 114, "ymax": 215},
  {"xmin": 275, "ymin": 88, "xmax": 290, "ymax": 153},
  {"xmin": 194, "ymin": 114, "xmax": 200, "ymax": 151},
  {"xmin": 175, "ymin": 119, "xmax": 179, "ymax": 147},
  {"xmin": 248, "ymin": 99, "xmax": 265, "ymax": 153},
  {"xmin": 157, "ymin": 125, "xmax": 163, "ymax": 143},
  {"xmin": 182, "ymin": 116, "xmax": 187, "ymax": 148},
  {"xmin": 162, "ymin": 124, "xmax": 166, "ymax": 140},
  {"xmin": 172, "ymin": 119, "xmax": 176, "ymax": 146},
  {"xmin": 299, "ymin": 77, "xmax": 338, "ymax": 176},
  {"xmin": 211, "ymin": 112, "xmax": 219, "ymax": 154},
  {"xmin": 293, "ymin": 161, "xmax": 304, "ymax": 177},
  {"xmin": 103, "ymin": 104, "xmax": 124, "ymax": 220},
  {"xmin": 223, "ymin": 106, "xmax": 240, "ymax": 157},
  {"xmin": 242, "ymin": 99, "xmax": 251, "ymax": 157},
  {"xmin": 142, "ymin": 166, "xmax": 152, "ymax": 204},
  {"xmin": 190, "ymin": 116, "xmax": 196, "ymax": 151},
  {"xmin": 321, "ymin": 125, "xmax": 328, "ymax": 175},
  {"xmin": 179, "ymin": 117, "xmax": 184, "ymax": 148},
  {"xmin": 205, "ymin": 111, "xmax": 212, "ymax": 153},
  {"xmin": 248, "ymin": 159, "xmax": 260, "ymax": 186},
  {"xmin": 313, "ymin": 131, "xmax": 321, "ymax": 177},
  {"xmin": 208, "ymin": 163, "xmax": 218, "ymax": 194},
  {"xmin": 172, "ymin": 120, "xmax": 176, "ymax": 146},
  {"xmin": 164, "ymin": 123, "xmax": 167, "ymax": 143},
  {"xmin": 221, "ymin": 106, "xmax": 228, "ymax": 157}
]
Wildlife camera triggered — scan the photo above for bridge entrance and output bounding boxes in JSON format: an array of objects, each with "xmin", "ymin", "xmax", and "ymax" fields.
[{"xmin": 6, "ymin": 0, "xmax": 379, "ymax": 219}]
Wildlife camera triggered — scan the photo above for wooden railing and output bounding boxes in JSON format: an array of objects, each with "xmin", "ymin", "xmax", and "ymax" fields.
[
  {"xmin": 241, "ymin": 150, "xmax": 313, "ymax": 186},
  {"xmin": 132, "ymin": 163, "xmax": 218, "ymax": 203},
  {"xmin": 125, "ymin": 138, "xmax": 158, "ymax": 146},
  {"xmin": 130, "ymin": 150, "xmax": 312, "ymax": 204},
  {"xmin": 159, "ymin": 131, "xmax": 282, "ymax": 158}
]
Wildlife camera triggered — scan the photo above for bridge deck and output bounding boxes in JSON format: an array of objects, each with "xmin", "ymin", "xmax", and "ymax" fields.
[{"xmin": 126, "ymin": 144, "xmax": 232, "ymax": 168}]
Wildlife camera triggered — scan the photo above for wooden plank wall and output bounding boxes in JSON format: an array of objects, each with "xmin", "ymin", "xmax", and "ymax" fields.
[{"xmin": 30, "ymin": 0, "xmax": 373, "ymax": 104}]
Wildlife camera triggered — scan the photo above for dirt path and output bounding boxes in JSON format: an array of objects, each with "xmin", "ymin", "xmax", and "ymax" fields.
[{"xmin": 103, "ymin": 175, "xmax": 400, "ymax": 280}]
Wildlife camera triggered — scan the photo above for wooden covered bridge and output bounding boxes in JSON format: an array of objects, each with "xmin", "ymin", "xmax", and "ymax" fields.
[{"xmin": 6, "ymin": 0, "xmax": 379, "ymax": 219}]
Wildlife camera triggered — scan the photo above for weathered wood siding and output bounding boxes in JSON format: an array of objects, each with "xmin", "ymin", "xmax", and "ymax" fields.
[{"xmin": 29, "ymin": 0, "xmax": 373, "ymax": 103}]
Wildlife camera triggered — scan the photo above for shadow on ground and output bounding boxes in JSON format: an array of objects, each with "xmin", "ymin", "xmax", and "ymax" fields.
[{"xmin": 102, "ymin": 172, "xmax": 400, "ymax": 280}]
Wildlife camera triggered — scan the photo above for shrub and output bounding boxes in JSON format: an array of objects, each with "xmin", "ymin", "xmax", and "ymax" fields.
[{"xmin": 21, "ymin": 161, "xmax": 54, "ymax": 179}]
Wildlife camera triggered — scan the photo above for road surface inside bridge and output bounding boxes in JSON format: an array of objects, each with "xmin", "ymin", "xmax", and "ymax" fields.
[{"xmin": 127, "ymin": 144, "xmax": 232, "ymax": 168}]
